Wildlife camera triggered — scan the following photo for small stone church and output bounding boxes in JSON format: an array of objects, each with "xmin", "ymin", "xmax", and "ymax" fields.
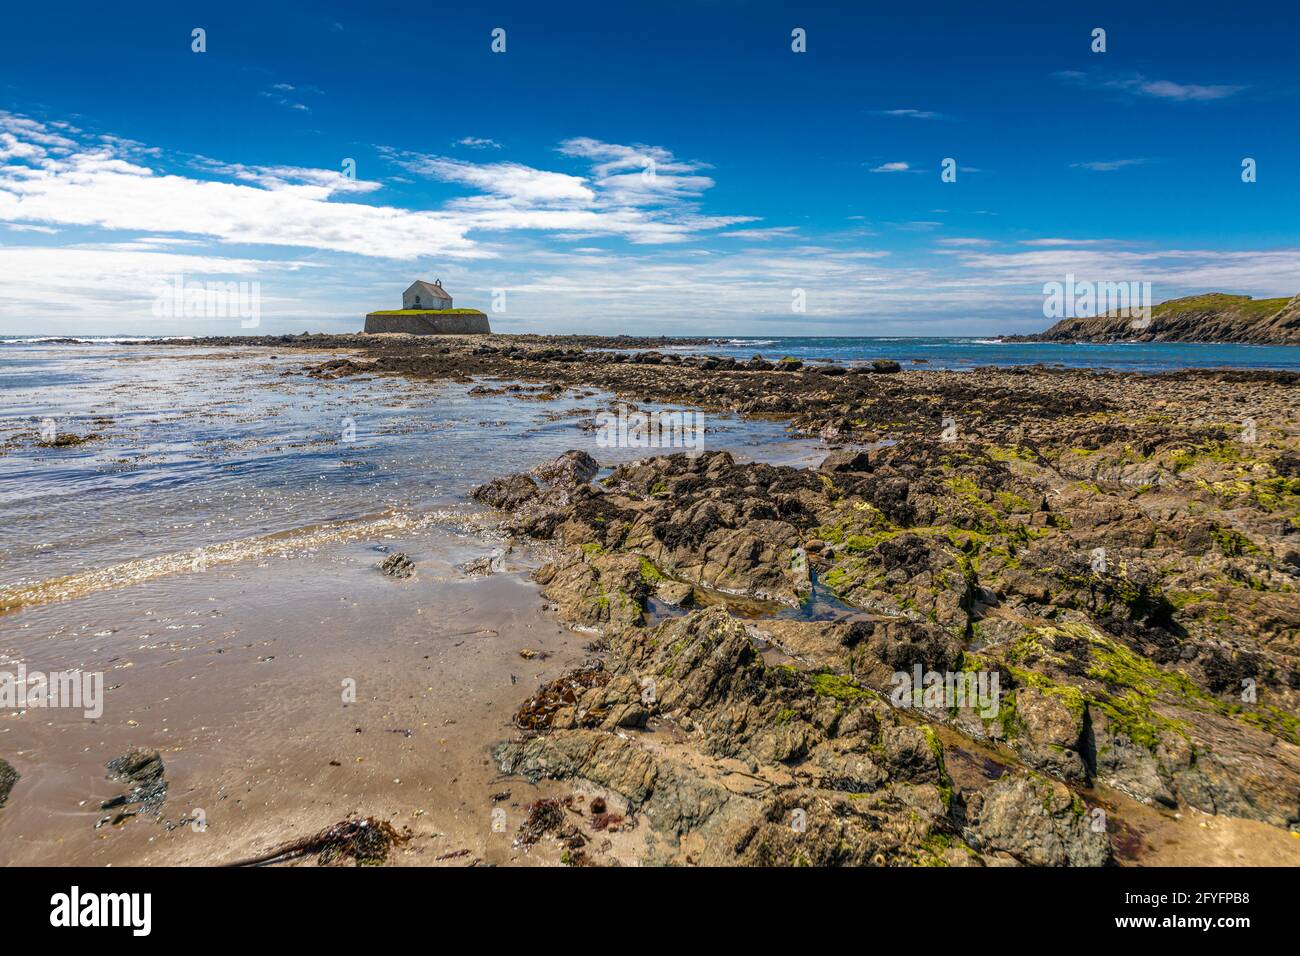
[
  {"xmin": 363, "ymin": 279, "xmax": 491, "ymax": 335},
  {"xmin": 403, "ymin": 279, "xmax": 453, "ymax": 310}
]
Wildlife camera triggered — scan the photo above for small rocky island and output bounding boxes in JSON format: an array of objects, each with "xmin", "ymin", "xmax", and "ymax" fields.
[
  {"xmin": 364, "ymin": 280, "xmax": 491, "ymax": 335},
  {"xmin": 1008, "ymin": 292, "xmax": 1300, "ymax": 345}
]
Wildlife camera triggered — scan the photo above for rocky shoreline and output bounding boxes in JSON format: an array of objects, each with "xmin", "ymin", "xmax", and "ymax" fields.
[
  {"xmin": 172, "ymin": 332, "xmax": 1299, "ymax": 864},
  {"xmin": 1006, "ymin": 292, "xmax": 1300, "ymax": 344}
]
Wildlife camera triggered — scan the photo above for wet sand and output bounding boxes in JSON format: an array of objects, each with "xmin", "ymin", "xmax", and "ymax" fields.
[{"xmin": 1, "ymin": 526, "xmax": 648, "ymax": 865}]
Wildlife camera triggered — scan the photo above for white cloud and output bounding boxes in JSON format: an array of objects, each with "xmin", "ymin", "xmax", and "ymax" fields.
[
  {"xmin": 382, "ymin": 138, "xmax": 752, "ymax": 244},
  {"xmin": 941, "ymin": 243, "xmax": 1300, "ymax": 299},
  {"xmin": 0, "ymin": 244, "xmax": 312, "ymax": 322},
  {"xmin": 718, "ymin": 227, "xmax": 799, "ymax": 241},
  {"xmin": 3, "ymin": 222, "xmax": 59, "ymax": 234},
  {"xmin": 0, "ymin": 155, "xmax": 480, "ymax": 260},
  {"xmin": 0, "ymin": 113, "xmax": 484, "ymax": 260},
  {"xmin": 0, "ymin": 131, "xmax": 47, "ymax": 162},
  {"xmin": 1069, "ymin": 158, "xmax": 1150, "ymax": 172},
  {"xmin": 870, "ymin": 162, "xmax": 910, "ymax": 173},
  {"xmin": 1018, "ymin": 238, "xmax": 1116, "ymax": 247},
  {"xmin": 455, "ymin": 137, "xmax": 502, "ymax": 149},
  {"xmin": 260, "ymin": 82, "xmax": 322, "ymax": 112},
  {"xmin": 383, "ymin": 151, "xmax": 594, "ymax": 204},
  {"xmin": 0, "ymin": 112, "xmax": 79, "ymax": 151},
  {"xmin": 872, "ymin": 109, "xmax": 947, "ymax": 120},
  {"xmin": 558, "ymin": 138, "xmax": 704, "ymax": 177},
  {"xmin": 1055, "ymin": 71, "xmax": 1246, "ymax": 102},
  {"xmin": 190, "ymin": 158, "xmax": 382, "ymax": 193},
  {"xmin": 1138, "ymin": 80, "xmax": 1245, "ymax": 101},
  {"xmin": 0, "ymin": 116, "xmax": 758, "ymax": 261},
  {"xmin": 556, "ymin": 138, "xmax": 718, "ymax": 207},
  {"xmin": 260, "ymin": 90, "xmax": 310, "ymax": 112}
]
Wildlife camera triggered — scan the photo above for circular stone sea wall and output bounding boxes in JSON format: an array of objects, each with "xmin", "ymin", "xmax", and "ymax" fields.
[{"xmin": 364, "ymin": 312, "xmax": 492, "ymax": 334}]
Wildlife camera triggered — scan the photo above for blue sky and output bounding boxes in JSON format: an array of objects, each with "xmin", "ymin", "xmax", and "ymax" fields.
[{"xmin": 1, "ymin": 0, "xmax": 1297, "ymax": 336}]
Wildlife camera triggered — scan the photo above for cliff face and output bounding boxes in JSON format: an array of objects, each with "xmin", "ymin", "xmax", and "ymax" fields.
[{"xmin": 1008, "ymin": 293, "xmax": 1300, "ymax": 344}]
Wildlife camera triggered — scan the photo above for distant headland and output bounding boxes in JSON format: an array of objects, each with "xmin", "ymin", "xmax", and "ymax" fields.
[
  {"xmin": 364, "ymin": 280, "xmax": 491, "ymax": 335},
  {"xmin": 1006, "ymin": 292, "xmax": 1300, "ymax": 345}
]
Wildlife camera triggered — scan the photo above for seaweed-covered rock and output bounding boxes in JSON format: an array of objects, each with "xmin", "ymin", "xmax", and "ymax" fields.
[
  {"xmin": 99, "ymin": 748, "xmax": 167, "ymax": 824},
  {"xmin": 495, "ymin": 730, "xmax": 735, "ymax": 838},
  {"xmin": 964, "ymin": 774, "xmax": 1111, "ymax": 867},
  {"xmin": 1009, "ymin": 686, "xmax": 1091, "ymax": 784},
  {"xmin": 531, "ymin": 450, "xmax": 598, "ymax": 488},
  {"xmin": 378, "ymin": 551, "xmax": 415, "ymax": 579},
  {"xmin": 818, "ymin": 450, "xmax": 873, "ymax": 473},
  {"xmin": 534, "ymin": 549, "xmax": 648, "ymax": 629},
  {"xmin": 471, "ymin": 473, "xmax": 539, "ymax": 511},
  {"xmin": 0, "ymin": 759, "xmax": 18, "ymax": 808}
]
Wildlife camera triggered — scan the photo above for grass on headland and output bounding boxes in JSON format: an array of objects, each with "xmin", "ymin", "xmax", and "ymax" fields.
[
  {"xmin": 368, "ymin": 308, "xmax": 486, "ymax": 315},
  {"xmin": 1151, "ymin": 293, "xmax": 1291, "ymax": 320}
]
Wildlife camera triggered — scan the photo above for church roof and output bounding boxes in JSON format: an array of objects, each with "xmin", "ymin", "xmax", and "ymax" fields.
[{"xmin": 405, "ymin": 280, "xmax": 452, "ymax": 299}]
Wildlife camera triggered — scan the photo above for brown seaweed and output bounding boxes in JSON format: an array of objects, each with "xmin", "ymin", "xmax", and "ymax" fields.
[
  {"xmin": 224, "ymin": 816, "xmax": 409, "ymax": 867},
  {"xmin": 513, "ymin": 666, "xmax": 610, "ymax": 731}
]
